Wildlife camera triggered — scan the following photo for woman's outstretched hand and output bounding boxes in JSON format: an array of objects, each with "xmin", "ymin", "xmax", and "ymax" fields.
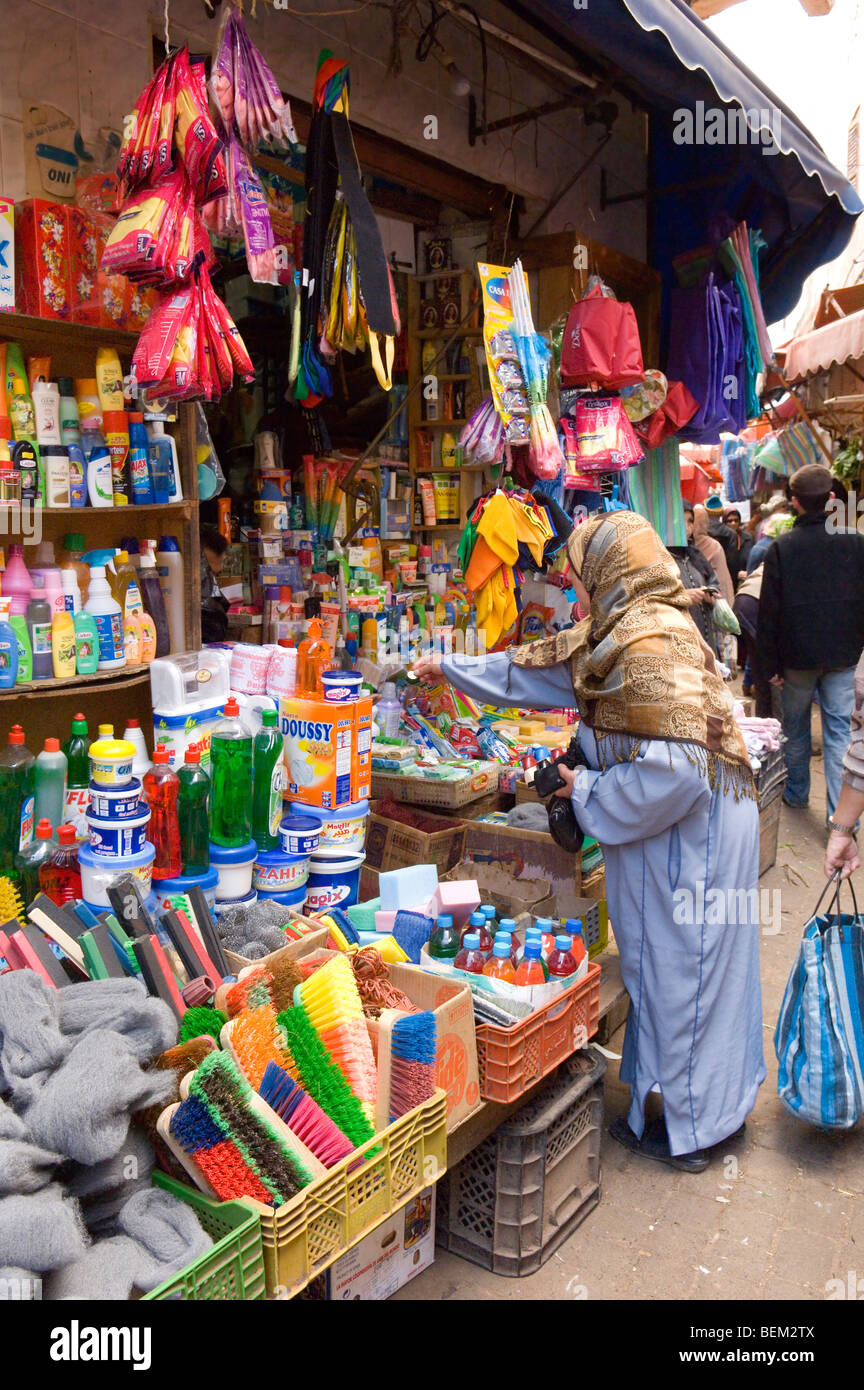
[
  {"xmin": 554, "ymin": 764, "xmax": 578, "ymax": 798},
  {"xmin": 411, "ymin": 653, "xmax": 443, "ymax": 682}
]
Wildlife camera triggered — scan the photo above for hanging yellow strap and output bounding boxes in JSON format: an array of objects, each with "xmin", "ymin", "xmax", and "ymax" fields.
[{"xmin": 369, "ymin": 332, "xmax": 395, "ymax": 391}]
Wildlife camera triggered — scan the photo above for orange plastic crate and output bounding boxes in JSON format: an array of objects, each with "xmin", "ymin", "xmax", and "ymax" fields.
[{"xmin": 475, "ymin": 961, "xmax": 602, "ymax": 1103}]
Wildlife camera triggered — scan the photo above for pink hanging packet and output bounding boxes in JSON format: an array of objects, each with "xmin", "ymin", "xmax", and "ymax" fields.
[
  {"xmin": 133, "ymin": 287, "xmax": 194, "ymax": 387},
  {"xmin": 210, "ymin": 290, "xmax": 254, "ymax": 381},
  {"xmin": 211, "ymin": 11, "xmax": 236, "ymax": 133}
]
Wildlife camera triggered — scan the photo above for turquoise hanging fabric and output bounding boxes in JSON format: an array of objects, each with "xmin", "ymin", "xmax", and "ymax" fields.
[{"xmin": 624, "ymin": 443, "xmax": 687, "ymax": 547}]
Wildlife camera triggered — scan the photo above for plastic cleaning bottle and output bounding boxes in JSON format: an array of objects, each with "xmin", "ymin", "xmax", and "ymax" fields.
[
  {"xmin": 9, "ymin": 614, "xmax": 31, "ymax": 684},
  {"xmin": 296, "ymin": 619, "xmax": 331, "ymax": 698},
  {"xmin": 60, "ymin": 568, "xmax": 81, "ymax": 616},
  {"xmin": 123, "ymin": 719, "xmax": 150, "ymax": 778},
  {"xmin": 428, "ymin": 913, "xmax": 459, "ymax": 961},
  {"xmin": 84, "ymin": 566, "xmax": 125, "ymax": 670},
  {"xmin": 59, "ymin": 534, "xmax": 90, "ymax": 606},
  {"xmin": 62, "ymin": 713, "xmax": 91, "ymax": 837},
  {"xmin": 514, "ymin": 939, "xmax": 546, "ymax": 988},
  {"xmin": 109, "ymin": 550, "xmax": 143, "ymax": 619},
  {"xmin": 177, "ymin": 747, "xmax": 210, "ymax": 876},
  {"xmin": 0, "ymin": 726, "xmax": 35, "ymax": 871},
  {"xmin": 138, "ymin": 543, "xmax": 170, "ymax": 658},
  {"xmin": 376, "ymin": 683, "xmax": 401, "ymax": 738},
  {"xmin": 39, "ymin": 563, "xmax": 65, "ymax": 619},
  {"xmin": 564, "ymin": 918, "xmax": 588, "ymax": 969},
  {"xmin": 34, "ymin": 738, "xmax": 67, "ymax": 830},
  {"xmin": 128, "ymin": 412, "xmax": 154, "ymax": 505},
  {"xmin": 146, "ymin": 418, "xmax": 182, "ymax": 501},
  {"xmin": 26, "ymin": 580, "xmax": 53, "ymax": 680},
  {"xmin": 103, "ymin": 410, "xmax": 130, "ymax": 505},
  {"xmin": 143, "ymin": 747, "xmax": 182, "ymax": 881},
  {"xmin": 73, "ymin": 611, "xmax": 99, "ymax": 675},
  {"xmin": 483, "ymin": 937, "xmax": 516, "ymax": 983},
  {"xmin": 454, "ymin": 931, "xmax": 488, "ymax": 974},
  {"xmin": 209, "ymin": 697, "xmax": 253, "ymax": 847},
  {"xmin": 251, "ymin": 708, "xmax": 283, "ymax": 852},
  {"xmin": 138, "ymin": 611, "xmax": 157, "ymax": 663},
  {"xmin": 547, "ymin": 934, "xmax": 579, "ymax": 981},
  {"xmin": 460, "ymin": 909, "xmax": 493, "ymax": 953},
  {"xmin": 155, "ymin": 536, "xmax": 184, "ymax": 652},
  {"xmin": 14, "ymin": 819, "xmax": 56, "ymax": 906},
  {"xmin": 3, "ymin": 544, "xmax": 31, "ymax": 615},
  {"xmin": 38, "ymin": 824, "xmax": 81, "ymax": 905},
  {"xmin": 0, "ymin": 597, "xmax": 18, "ymax": 688},
  {"xmin": 51, "ymin": 607, "xmax": 76, "ymax": 678}
]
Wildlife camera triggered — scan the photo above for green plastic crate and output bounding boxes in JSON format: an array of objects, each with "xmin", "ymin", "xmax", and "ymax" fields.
[{"xmin": 143, "ymin": 1173, "xmax": 266, "ymax": 1301}]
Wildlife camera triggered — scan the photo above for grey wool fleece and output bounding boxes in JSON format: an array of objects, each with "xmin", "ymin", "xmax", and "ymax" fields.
[
  {"xmin": 0, "ymin": 1184, "xmax": 88, "ymax": 1272},
  {"xmin": 58, "ymin": 977, "xmax": 177, "ymax": 1060},
  {"xmin": 0, "ymin": 971, "xmax": 68, "ymax": 1104}
]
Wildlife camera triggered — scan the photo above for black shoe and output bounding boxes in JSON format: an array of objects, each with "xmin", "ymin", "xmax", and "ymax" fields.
[
  {"xmin": 782, "ymin": 795, "xmax": 809, "ymax": 809},
  {"xmin": 608, "ymin": 1115, "xmax": 710, "ymax": 1173}
]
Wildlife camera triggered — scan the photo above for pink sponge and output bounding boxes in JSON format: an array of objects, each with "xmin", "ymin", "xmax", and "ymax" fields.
[
  {"xmin": 426, "ymin": 879, "xmax": 481, "ymax": 928},
  {"xmin": 374, "ymin": 909, "xmax": 398, "ymax": 935}
]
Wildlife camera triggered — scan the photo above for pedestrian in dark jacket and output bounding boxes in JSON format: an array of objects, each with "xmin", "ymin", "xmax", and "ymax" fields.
[
  {"xmin": 755, "ymin": 464, "xmax": 864, "ymax": 819},
  {"xmin": 723, "ymin": 508, "xmax": 753, "ymax": 581},
  {"xmin": 704, "ymin": 496, "xmax": 739, "ymax": 579},
  {"xmin": 668, "ymin": 506, "xmax": 720, "ymax": 646}
]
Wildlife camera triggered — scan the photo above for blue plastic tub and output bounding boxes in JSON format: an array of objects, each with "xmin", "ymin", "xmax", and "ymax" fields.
[
  {"xmin": 86, "ymin": 805, "xmax": 149, "ymax": 858},
  {"xmin": 304, "ymin": 850, "xmax": 366, "ymax": 913},
  {"xmin": 291, "ymin": 799, "xmax": 369, "ymax": 852},
  {"xmin": 209, "ymin": 839, "xmax": 257, "ymax": 901},
  {"xmin": 213, "ymin": 889, "xmax": 259, "ymax": 917},
  {"xmin": 153, "ymin": 866, "xmax": 220, "ymax": 914},
  {"xmin": 252, "ymin": 848, "xmax": 309, "ymax": 895},
  {"xmin": 278, "ymin": 812, "xmax": 321, "ymax": 857},
  {"xmin": 87, "ymin": 778, "xmax": 143, "ymax": 820},
  {"xmin": 255, "ymin": 883, "xmax": 308, "ymax": 909}
]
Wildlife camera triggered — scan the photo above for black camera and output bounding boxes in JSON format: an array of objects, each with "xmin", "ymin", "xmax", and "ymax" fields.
[{"xmin": 533, "ymin": 736, "xmax": 587, "ymax": 854}]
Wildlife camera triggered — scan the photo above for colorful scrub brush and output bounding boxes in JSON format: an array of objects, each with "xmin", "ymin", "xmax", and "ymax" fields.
[
  {"xmin": 180, "ymin": 1006, "xmax": 227, "ymax": 1044},
  {"xmin": 375, "ymin": 1011, "xmax": 438, "ymax": 1129},
  {"xmin": 259, "ymin": 1061, "xmax": 354, "ymax": 1168},
  {"xmin": 221, "ymin": 1003, "xmax": 297, "ymax": 1090},
  {"xmin": 277, "ymin": 1006, "xmax": 376, "ymax": 1150},
  {"xmin": 220, "ymin": 966, "xmax": 274, "ymax": 1017},
  {"xmin": 293, "ymin": 955, "xmax": 378, "ymax": 1122},
  {"xmin": 0, "ymin": 878, "xmax": 26, "ymax": 929},
  {"xmin": 161, "ymin": 1050, "xmax": 325, "ymax": 1206}
]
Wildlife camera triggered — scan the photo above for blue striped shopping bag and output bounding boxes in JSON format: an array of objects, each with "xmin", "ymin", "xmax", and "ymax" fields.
[{"xmin": 775, "ymin": 873, "xmax": 864, "ymax": 1129}]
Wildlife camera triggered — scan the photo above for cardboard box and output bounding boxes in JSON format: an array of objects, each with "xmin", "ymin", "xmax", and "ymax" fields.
[
  {"xmin": 0, "ymin": 198, "xmax": 14, "ymax": 311},
  {"xmin": 441, "ymin": 858, "xmax": 551, "ymax": 919},
  {"xmin": 321, "ymin": 1187, "xmax": 436, "ymax": 1300},
  {"xmin": 15, "ymin": 199, "xmax": 71, "ymax": 319},
  {"xmin": 364, "ymin": 802, "xmax": 466, "ymax": 876},
  {"xmin": 280, "ymin": 695, "xmax": 371, "ymax": 809},
  {"xmin": 354, "ymin": 696, "xmax": 372, "ymax": 802},
  {"xmin": 67, "ymin": 205, "xmax": 102, "ymax": 326},
  {"xmin": 368, "ymin": 962, "xmax": 481, "ymax": 1131},
  {"xmin": 464, "ymin": 819, "xmax": 581, "ymax": 896}
]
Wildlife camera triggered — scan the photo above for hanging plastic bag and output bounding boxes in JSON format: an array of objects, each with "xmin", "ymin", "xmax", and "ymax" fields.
[
  {"xmin": 196, "ymin": 404, "xmax": 226, "ymax": 500},
  {"xmin": 711, "ymin": 596, "xmax": 740, "ymax": 634},
  {"xmin": 560, "ymin": 283, "xmax": 644, "ymax": 389}
]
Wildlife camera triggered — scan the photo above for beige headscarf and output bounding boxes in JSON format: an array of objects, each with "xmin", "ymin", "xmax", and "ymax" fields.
[
  {"xmin": 692, "ymin": 506, "xmax": 735, "ymax": 605},
  {"xmin": 512, "ymin": 510, "xmax": 754, "ymax": 797}
]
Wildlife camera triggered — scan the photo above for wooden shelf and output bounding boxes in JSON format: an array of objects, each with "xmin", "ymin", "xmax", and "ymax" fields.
[
  {"xmin": 0, "ymin": 312, "xmax": 139, "ymax": 355},
  {"xmin": 415, "ymin": 419, "xmax": 468, "ymax": 430},
  {"xmin": 19, "ymin": 500, "xmax": 193, "ymax": 522},
  {"xmin": 3, "ymin": 666, "xmax": 151, "ymax": 701},
  {"xmin": 414, "ymin": 521, "xmax": 462, "ymax": 530}
]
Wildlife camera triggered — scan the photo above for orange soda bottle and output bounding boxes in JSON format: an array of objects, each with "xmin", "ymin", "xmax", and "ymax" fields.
[
  {"xmin": 514, "ymin": 939, "xmax": 546, "ymax": 987},
  {"xmin": 482, "ymin": 938, "xmax": 516, "ymax": 983}
]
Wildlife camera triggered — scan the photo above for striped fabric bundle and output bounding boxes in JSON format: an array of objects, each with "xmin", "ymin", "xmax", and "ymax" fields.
[
  {"xmin": 623, "ymin": 442, "xmax": 687, "ymax": 548},
  {"xmin": 720, "ymin": 438, "xmax": 755, "ymax": 502},
  {"xmin": 775, "ymin": 902, "xmax": 864, "ymax": 1130}
]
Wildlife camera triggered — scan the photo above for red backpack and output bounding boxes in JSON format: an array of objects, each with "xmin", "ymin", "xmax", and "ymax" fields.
[{"xmin": 560, "ymin": 283, "xmax": 644, "ymax": 389}]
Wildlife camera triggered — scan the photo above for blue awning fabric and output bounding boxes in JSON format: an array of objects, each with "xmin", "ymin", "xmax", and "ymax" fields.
[{"xmin": 512, "ymin": 0, "xmax": 861, "ymax": 325}]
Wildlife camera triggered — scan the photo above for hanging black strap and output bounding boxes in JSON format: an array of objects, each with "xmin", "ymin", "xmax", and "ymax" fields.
[{"xmin": 331, "ymin": 113, "xmax": 396, "ymax": 335}]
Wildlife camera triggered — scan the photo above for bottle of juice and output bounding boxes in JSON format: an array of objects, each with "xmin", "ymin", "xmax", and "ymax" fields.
[
  {"xmin": 34, "ymin": 738, "xmax": 67, "ymax": 830},
  {"xmin": 482, "ymin": 937, "xmax": 516, "ymax": 983},
  {"xmin": 251, "ymin": 708, "xmax": 283, "ymax": 852},
  {"xmin": 492, "ymin": 929, "xmax": 519, "ymax": 968},
  {"xmin": 480, "ymin": 903, "xmax": 497, "ymax": 933},
  {"xmin": 14, "ymin": 819, "xmax": 56, "ymax": 905},
  {"xmin": 460, "ymin": 910, "xmax": 493, "ymax": 953},
  {"xmin": 547, "ymin": 934, "xmax": 579, "ymax": 981},
  {"xmin": 209, "ymin": 697, "xmax": 253, "ymax": 847},
  {"xmin": 534, "ymin": 918, "xmax": 557, "ymax": 960},
  {"xmin": 178, "ymin": 747, "xmax": 210, "ymax": 876},
  {"xmin": 428, "ymin": 913, "xmax": 459, "ymax": 961},
  {"xmin": 453, "ymin": 931, "xmax": 488, "ymax": 974},
  {"xmin": 0, "ymin": 726, "xmax": 35, "ymax": 873},
  {"xmin": 61, "ymin": 714, "xmax": 91, "ymax": 838},
  {"xmin": 517, "ymin": 929, "xmax": 549, "ymax": 980},
  {"xmin": 143, "ymin": 746, "xmax": 182, "ymax": 880},
  {"xmin": 514, "ymin": 939, "xmax": 546, "ymax": 987},
  {"xmin": 38, "ymin": 823, "xmax": 82, "ymax": 904},
  {"xmin": 565, "ymin": 918, "xmax": 588, "ymax": 970},
  {"xmin": 296, "ymin": 619, "xmax": 331, "ymax": 697}
]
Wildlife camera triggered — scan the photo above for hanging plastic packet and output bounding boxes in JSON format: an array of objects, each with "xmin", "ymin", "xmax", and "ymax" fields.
[
  {"xmin": 567, "ymin": 397, "xmax": 643, "ymax": 471},
  {"xmin": 459, "ymin": 396, "xmax": 504, "ymax": 468},
  {"xmin": 478, "ymin": 262, "xmax": 532, "ymax": 444},
  {"xmin": 195, "ymin": 403, "xmax": 225, "ymax": 500}
]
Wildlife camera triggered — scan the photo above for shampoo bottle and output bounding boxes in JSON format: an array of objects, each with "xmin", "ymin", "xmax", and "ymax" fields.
[
  {"xmin": 83, "ymin": 566, "xmax": 125, "ymax": 670},
  {"xmin": 0, "ymin": 597, "xmax": 18, "ymax": 688},
  {"xmin": 86, "ymin": 446, "xmax": 113, "ymax": 507},
  {"xmin": 26, "ymin": 580, "xmax": 53, "ymax": 680},
  {"xmin": 73, "ymin": 612, "xmax": 99, "ymax": 675},
  {"xmin": 51, "ymin": 608, "xmax": 76, "ymax": 678},
  {"xmin": 145, "ymin": 418, "xmax": 182, "ymax": 502},
  {"xmin": 155, "ymin": 536, "xmax": 183, "ymax": 653},
  {"xmin": 96, "ymin": 348, "xmax": 124, "ymax": 414}
]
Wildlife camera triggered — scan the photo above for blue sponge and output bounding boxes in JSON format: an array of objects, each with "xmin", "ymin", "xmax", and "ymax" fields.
[
  {"xmin": 392, "ymin": 910, "xmax": 435, "ymax": 965},
  {"xmin": 379, "ymin": 864, "xmax": 438, "ymax": 912}
]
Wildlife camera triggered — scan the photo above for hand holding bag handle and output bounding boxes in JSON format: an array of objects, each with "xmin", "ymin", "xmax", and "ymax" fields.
[{"xmin": 809, "ymin": 867, "xmax": 860, "ymax": 941}]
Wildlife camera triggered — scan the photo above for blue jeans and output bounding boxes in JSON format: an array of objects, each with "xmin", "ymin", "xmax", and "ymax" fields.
[{"xmin": 781, "ymin": 666, "xmax": 856, "ymax": 816}]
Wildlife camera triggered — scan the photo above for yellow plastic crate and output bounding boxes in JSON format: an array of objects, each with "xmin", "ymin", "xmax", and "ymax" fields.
[{"xmin": 260, "ymin": 1089, "xmax": 447, "ymax": 1297}]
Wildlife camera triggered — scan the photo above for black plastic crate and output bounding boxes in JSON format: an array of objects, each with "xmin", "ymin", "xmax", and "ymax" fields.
[{"xmin": 436, "ymin": 1048, "xmax": 605, "ymax": 1276}]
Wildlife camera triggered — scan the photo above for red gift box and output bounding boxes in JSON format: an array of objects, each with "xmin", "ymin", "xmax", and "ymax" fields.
[
  {"xmin": 15, "ymin": 199, "xmax": 72, "ymax": 320},
  {"xmin": 67, "ymin": 205, "xmax": 103, "ymax": 326}
]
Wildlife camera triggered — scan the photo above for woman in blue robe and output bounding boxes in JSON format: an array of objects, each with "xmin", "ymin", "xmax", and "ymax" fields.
[{"xmin": 414, "ymin": 511, "xmax": 765, "ymax": 1172}]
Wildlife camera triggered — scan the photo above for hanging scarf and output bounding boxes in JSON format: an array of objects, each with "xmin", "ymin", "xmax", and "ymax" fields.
[{"xmin": 511, "ymin": 510, "xmax": 755, "ymax": 799}]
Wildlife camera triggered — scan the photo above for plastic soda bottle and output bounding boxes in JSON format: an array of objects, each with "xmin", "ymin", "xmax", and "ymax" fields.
[
  {"xmin": 177, "ymin": 748, "xmax": 210, "ymax": 876},
  {"xmin": 534, "ymin": 917, "xmax": 557, "ymax": 960},
  {"xmin": 251, "ymin": 708, "xmax": 284, "ymax": 852},
  {"xmin": 14, "ymin": 819, "xmax": 57, "ymax": 907},
  {"xmin": 514, "ymin": 938, "xmax": 546, "ymax": 987},
  {"xmin": 209, "ymin": 697, "xmax": 253, "ymax": 847},
  {"xmin": 428, "ymin": 913, "xmax": 459, "ymax": 960},
  {"xmin": 296, "ymin": 619, "xmax": 331, "ymax": 697},
  {"xmin": 518, "ymin": 929, "xmax": 549, "ymax": 980},
  {"xmin": 547, "ymin": 934, "xmax": 579, "ymax": 981},
  {"xmin": 143, "ymin": 746, "xmax": 181, "ymax": 880},
  {"xmin": 0, "ymin": 726, "xmax": 35, "ymax": 873},
  {"xmin": 34, "ymin": 738, "xmax": 67, "ymax": 832},
  {"xmin": 565, "ymin": 918, "xmax": 588, "ymax": 969},
  {"xmin": 453, "ymin": 931, "xmax": 488, "ymax": 974},
  {"xmin": 460, "ymin": 909, "xmax": 494, "ymax": 952},
  {"xmin": 38, "ymin": 824, "xmax": 82, "ymax": 904},
  {"xmin": 492, "ymin": 930, "xmax": 519, "ymax": 968},
  {"xmin": 480, "ymin": 903, "xmax": 497, "ymax": 932},
  {"xmin": 482, "ymin": 937, "xmax": 516, "ymax": 983}
]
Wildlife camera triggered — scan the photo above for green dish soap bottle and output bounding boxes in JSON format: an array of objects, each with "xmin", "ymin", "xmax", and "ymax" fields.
[
  {"xmin": 178, "ymin": 747, "xmax": 211, "ymax": 875},
  {"xmin": 209, "ymin": 698, "xmax": 253, "ymax": 848},
  {"xmin": 62, "ymin": 713, "xmax": 91, "ymax": 838},
  {"xmin": 252, "ymin": 708, "xmax": 284, "ymax": 852},
  {"xmin": 0, "ymin": 725, "xmax": 36, "ymax": 874}
]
